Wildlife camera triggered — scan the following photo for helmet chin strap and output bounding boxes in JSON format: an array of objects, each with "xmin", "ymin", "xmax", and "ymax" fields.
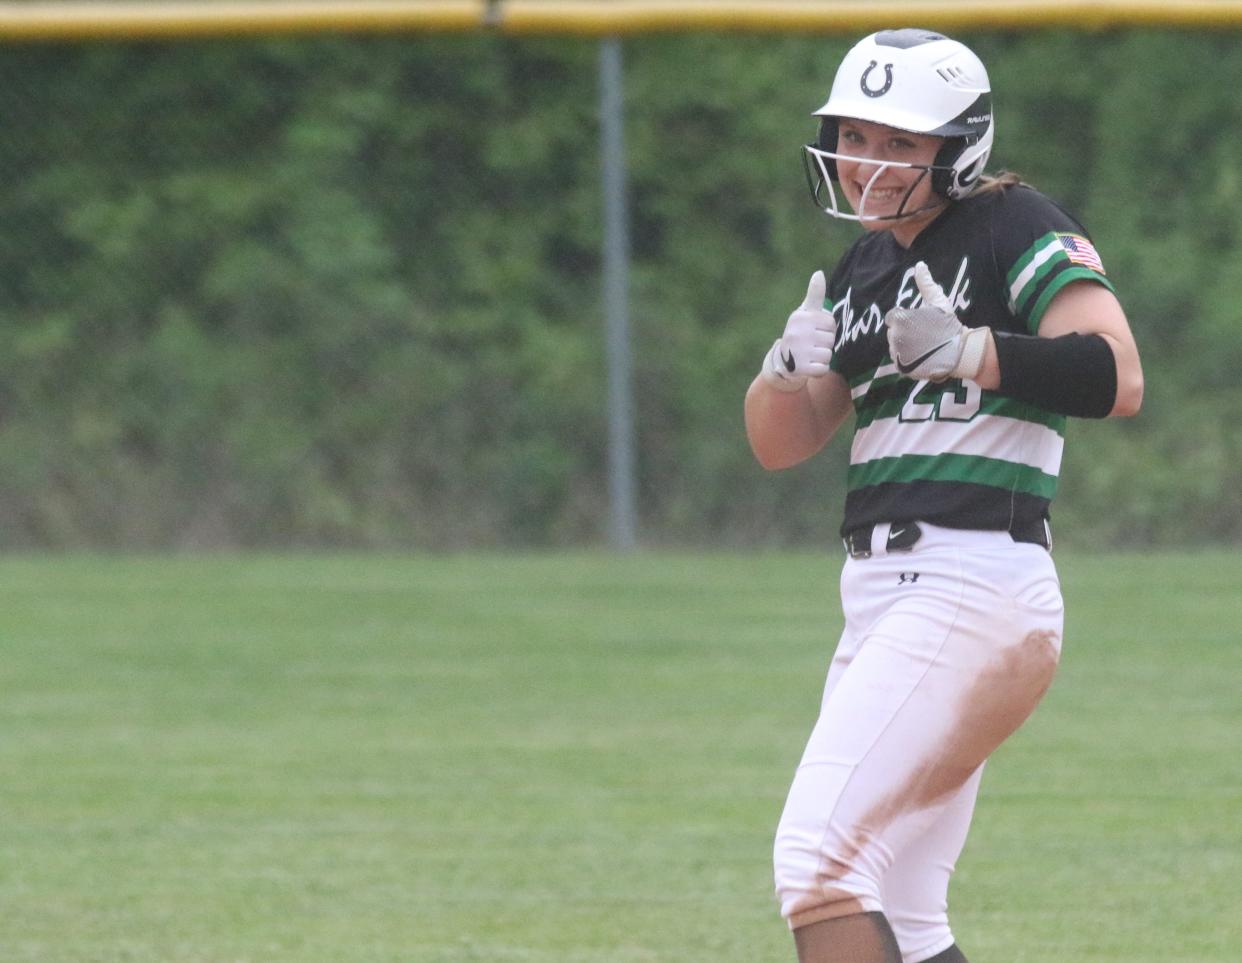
[{"xmin": 804, "ymin": 146, "xmax": 949, "ymax": 224}]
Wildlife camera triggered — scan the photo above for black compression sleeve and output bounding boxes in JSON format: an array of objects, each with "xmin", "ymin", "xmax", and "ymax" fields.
[{"xmin": 992, "ymin": 331, "xmax": 1117, "ymax": 418}]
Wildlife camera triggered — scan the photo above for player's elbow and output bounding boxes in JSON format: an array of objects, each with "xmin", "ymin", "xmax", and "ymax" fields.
[
  {"xmin": 753, "ymin": 448, "xmax": 801, "ymax": 471},
  {"xmin": 747, "ymin": 431, "xmax": 804, "ymax": 471},
  {"xmin": 1109, "ymin": 358, "xmax": 1144, "ymax": 418}
]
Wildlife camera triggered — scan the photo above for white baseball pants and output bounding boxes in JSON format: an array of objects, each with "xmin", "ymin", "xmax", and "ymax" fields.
[{"xmin": 774, "ymin": 524, "xmax": 1064, "ymax": 963}]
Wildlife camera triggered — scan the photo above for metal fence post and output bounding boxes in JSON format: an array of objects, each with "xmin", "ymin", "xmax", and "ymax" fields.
[{"xmin": 599, "ymin": 36, "xmax": 637, "ymax": 550}]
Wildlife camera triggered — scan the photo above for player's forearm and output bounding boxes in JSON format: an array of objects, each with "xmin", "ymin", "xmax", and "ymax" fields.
[
  {"xmin": 744, "ymin": 377, "xmax": 832, "ymax": 470},
  {"xmin": 971, "ymin": 329, "xmax": 1001, "ymax": 391},
  {"xmin": 745, "ymin": 371, "xmax": 854, "ymax": 469},
  {"xmin": 974, "ymin": 327, "xmax": 1143, "ymax": 419}
]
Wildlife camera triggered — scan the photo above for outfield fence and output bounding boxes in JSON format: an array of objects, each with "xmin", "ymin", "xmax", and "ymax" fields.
[{"xmin": 6, "ymin": 0, "xmax": 1242, "ymax": 39}]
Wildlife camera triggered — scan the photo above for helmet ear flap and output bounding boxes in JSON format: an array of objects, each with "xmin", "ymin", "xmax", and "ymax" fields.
[
  {"xmin": 931, "ymin": 134, "xmax": 988, "ymax": 199},
  {"xmin": 816, "ymin": 117, "xmax": 840, "ymax": 181},
  {"xmin": 930, "ymin": 137, "xmax": 963, "ymax": 197}
]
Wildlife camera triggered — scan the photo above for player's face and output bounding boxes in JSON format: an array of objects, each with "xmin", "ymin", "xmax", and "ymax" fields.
[{"xmin": 834, "ymin": 119, "xmax": 947, "ymax": 239}]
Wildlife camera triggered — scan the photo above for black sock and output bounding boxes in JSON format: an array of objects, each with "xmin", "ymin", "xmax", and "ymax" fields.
[{"xmin": 921, "ymin": 945, "xmax": 968, "ymax": 963}]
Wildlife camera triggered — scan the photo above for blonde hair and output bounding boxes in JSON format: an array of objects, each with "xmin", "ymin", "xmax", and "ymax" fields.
[{"xmin": 972, "ymin": 170, "xmax": 1027, "ymax": 194}]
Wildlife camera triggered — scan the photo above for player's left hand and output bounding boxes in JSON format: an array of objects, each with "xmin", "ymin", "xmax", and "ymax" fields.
[{"xmin": 885, "ymin": 261, "xmax": 988, "ymax": 382}]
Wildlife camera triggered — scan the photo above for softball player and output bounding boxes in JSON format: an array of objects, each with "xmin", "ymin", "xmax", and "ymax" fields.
[{"xmin": 744, "ymin": 29, "xmax": 1144, "ymax": 963}]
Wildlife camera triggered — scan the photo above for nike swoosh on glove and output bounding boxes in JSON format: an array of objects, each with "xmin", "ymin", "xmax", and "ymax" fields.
[{"xmin": 762, "ymin": 271, "xmax": 838, "ymax": 392}]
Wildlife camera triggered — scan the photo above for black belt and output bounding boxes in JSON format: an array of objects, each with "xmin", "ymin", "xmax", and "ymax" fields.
[{"xmin": 842, "ymin": 518, "xmax": 1051, "ymax": 559}]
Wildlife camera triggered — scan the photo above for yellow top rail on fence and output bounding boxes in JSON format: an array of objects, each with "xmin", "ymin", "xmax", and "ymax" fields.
[{"xmin": 4, "ymin": 0, "xmax": 1242, "ymax": 40}]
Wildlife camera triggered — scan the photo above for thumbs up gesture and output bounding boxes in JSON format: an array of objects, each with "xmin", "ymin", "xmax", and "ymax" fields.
[
  {"xmin": 762, "ymin": 271, "xmax": 838, "ymax": 392},
  {"xmin": 884, "ymin": 261, "xmax": 988, "ymax": 382}
]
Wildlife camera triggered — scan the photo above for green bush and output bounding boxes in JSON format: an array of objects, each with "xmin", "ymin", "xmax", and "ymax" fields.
[{"xmin": 0, "ymin": 31, "xmax": 1232, "ymax": 547}]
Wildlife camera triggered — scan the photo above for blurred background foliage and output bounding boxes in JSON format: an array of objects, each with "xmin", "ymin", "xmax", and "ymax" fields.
[{"xmin": 0, "ymin": 29, "xmax": 1236, "ymax": 549}]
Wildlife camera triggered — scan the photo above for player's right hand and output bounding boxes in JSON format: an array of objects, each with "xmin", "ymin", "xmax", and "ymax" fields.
[{"xmin": 761, "ymin": 271, "xmax": 837, "ymax": 392}]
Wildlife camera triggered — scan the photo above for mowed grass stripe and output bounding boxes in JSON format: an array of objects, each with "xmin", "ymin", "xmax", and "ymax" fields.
[{"xmin": 0, "ymin": 552, "xmax": 1237, "ymax": 962}]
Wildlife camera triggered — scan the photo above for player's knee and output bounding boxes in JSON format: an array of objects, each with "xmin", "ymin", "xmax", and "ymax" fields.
[{"xmin": 774, "ymin": 811, "xmax": 883, "ymax": 927}]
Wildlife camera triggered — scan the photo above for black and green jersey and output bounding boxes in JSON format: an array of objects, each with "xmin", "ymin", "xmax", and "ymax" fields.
[{"xmin": 825, "ymin": 184, "xmax": 1114, "ymax": 536}]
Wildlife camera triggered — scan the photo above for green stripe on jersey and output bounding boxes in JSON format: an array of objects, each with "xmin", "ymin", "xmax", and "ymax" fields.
[
  {"xmin": 1028, "ymin": 266, "xmax": 1116, "ymax": 331},
  {"xmin": 1008, "ymin": 233, "xmax": 1117, "ymax": 333},
  {"xmin": 1006, "ymin": 231, "xmax": 1058, "ymax": 285},
  {"xmin": 1008, "ymin": 233, "xmax": 1068, "ymax": 328},
  {"xmin": 848, "ymin": 366, "xmax": 890, "ymax": 391},
  {"xmin": 847, "ymin": 452, "xmax": 1059, "ymax": 499},
  {"xmin": 1012, "ymin": 249, "xmax": 1068, "ymax": 322},
  {"xmin": 1007, "ymin": 233, "xmax": 1061, "ymax": 312}
]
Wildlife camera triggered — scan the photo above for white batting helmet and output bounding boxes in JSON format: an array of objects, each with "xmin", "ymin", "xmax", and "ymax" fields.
[{"xmin": 804, "ymin": 28, "xmax": 994, "ymax": 220}]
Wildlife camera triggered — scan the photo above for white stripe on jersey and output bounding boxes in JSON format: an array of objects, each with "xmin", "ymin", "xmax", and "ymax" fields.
[
  {"xmin": 1007, "ymin": 236, "xmax": 1064, "ymax": 313},
  {"xmin": 850, "ymin": 363, "xmax": 900, "ymax": 400},
  {"xmin": 851, "ymin": 412, "xmax": 1065, "ymax": 477}
]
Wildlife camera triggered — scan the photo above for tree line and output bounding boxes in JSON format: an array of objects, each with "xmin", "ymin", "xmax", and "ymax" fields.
[{"xmin": 0, "ymin": 29, "xmax": 1236, "ymax": 549}]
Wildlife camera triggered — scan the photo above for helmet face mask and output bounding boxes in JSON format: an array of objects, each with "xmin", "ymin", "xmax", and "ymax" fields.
[
  {"xmin": 802, "ymin": 143, "xmax": 945, "ymax": 223},
  {"xmin": 804, "ymin": 28, "xmax": 994, "ymax": 221}
]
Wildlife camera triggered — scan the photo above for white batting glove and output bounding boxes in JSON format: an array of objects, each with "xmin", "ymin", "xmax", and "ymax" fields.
[
  {"xmin": 884, "ymin": 261, "xmax": 989, "ymax": 382},
  {"xmin": 761, "ymin": 271, "xmax": 837, "ymax": 392}
]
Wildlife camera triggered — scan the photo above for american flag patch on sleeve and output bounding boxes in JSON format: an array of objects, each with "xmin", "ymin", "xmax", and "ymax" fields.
[{"xmin": 1057, "ymin": 233, "xmax": 1105, "ymax": 273}]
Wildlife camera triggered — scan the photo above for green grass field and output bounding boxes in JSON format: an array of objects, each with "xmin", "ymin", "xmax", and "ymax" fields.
[{"xmin": 1, "ymin": 551, "xmax": 1238, "ymax": 962}]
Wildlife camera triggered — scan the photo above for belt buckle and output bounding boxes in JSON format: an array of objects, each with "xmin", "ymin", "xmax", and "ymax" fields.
[
  {"xmin": 843, "ymin": 529, "xmax": 872, "ymax": 559},
  {"xmin": 844, "ymin": 522, "xmax": 922, "ymax": 559}
]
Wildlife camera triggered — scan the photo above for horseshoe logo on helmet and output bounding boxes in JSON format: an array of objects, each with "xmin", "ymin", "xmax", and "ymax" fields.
[{"xmin": 860, "ymin": 61, "xmax": 894, "ymax": 98}]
